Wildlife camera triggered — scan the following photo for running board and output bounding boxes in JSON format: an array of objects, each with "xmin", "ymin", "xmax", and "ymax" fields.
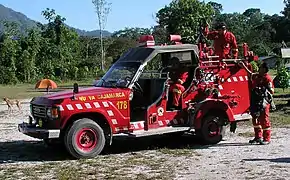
[{"xmin": 114, "ymin": 126, "xmax": 191, "ymax": 138}]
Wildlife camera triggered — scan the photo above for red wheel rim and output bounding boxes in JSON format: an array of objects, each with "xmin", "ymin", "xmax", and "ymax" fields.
[
  {"xmin": 76, "ymin": 128, "xmax": 98, "ymax": 152},
  {"xmin": 207, "ymin": 121, "xmax": 220, "ymax": 137}
]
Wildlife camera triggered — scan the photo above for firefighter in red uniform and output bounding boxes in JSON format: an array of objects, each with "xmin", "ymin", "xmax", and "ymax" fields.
[
  {"xmin": 203, "ymin": 22, "xmax": 239, "ymax": 59},
  {"xmin": 239, "ymin": 62, "xmax": 274, "ymax": 145},
  {"xmin": 168, "ymin": 57, "xmax": 189, "ymax": 109}
]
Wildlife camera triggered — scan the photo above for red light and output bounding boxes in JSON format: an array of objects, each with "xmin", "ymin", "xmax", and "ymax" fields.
[
  {"xmin": 169, "ymin": 35, "xmax": 182, "ymax": 45},
  {"xmin": 138, "ymin": 35, "xmax": 155, "ymax": 47}
]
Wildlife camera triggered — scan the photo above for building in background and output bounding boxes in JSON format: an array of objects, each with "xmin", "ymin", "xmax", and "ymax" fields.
[{"xmin": 258, "ymin": 56, "xmax": 279, "ymax": 69}]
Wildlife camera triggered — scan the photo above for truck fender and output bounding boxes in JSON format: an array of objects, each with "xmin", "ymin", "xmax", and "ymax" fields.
[
  {"xmin": 61, "ymin": 109, "xmax": 115, "ymax": 145},
  {"xmin": 193, "ymin": 99, "xmax": 234, "ymax": 129}
]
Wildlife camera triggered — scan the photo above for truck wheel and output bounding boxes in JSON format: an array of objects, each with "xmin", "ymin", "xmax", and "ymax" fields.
[
  {"xmin": 197, "ymin": 115, "xmax": 226, "ymax": 145},
  {"xmin": 64, "ymin": 118, "xmax": 105, "ymax": 159}
]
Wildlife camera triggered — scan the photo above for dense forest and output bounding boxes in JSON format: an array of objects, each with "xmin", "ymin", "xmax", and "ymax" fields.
[{"xmin": 0, "ymin": 0, "xmax": 290, "ymax": 85}]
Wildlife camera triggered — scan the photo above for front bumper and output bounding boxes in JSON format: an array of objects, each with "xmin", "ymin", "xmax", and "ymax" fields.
[{"xmin": 18, "ymin": 122, "xmax": 60, "ymax": 139}]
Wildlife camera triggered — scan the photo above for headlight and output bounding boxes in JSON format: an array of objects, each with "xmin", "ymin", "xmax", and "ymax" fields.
[{"xmin": 46, "ymin": 107, "xmax": 59, "ymax": 119}]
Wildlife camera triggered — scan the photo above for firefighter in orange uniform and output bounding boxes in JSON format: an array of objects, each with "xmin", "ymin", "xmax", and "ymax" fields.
[
  {"xmin": 203, "ymin": 22, "xmax": 239, "ymax": 59},
  {"xmin": 239, "ymin": 62, "xmax": 274, "ymax": 145},
  {"xmin": 168, "ymin": 57, "xmax": 189, "ymax": 109}
]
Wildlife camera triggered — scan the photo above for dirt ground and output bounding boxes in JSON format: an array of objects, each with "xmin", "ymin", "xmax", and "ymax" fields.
[{"xmin": 0, "ymin": 99, "xmax": 289, "ymax": 180}]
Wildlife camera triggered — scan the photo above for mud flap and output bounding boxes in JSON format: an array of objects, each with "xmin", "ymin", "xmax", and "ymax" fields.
[{"xmin": 230, "ymin": 122, "xmax": 237, "ymax": 133}]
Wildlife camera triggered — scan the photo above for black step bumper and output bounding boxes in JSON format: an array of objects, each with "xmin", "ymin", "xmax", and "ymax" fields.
[{"xmin": 18, "ymin": 122, "xmax": 60, "ymax": 139}]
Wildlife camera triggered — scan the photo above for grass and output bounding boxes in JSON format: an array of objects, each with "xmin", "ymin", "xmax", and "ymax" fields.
[
  {"xmin": 158, "ymin": 147, "xmax": 201, "ymax": 157},
  {"xmin": 237, "ymin": 92, "xmax": 290, "ymax": 129},
  {"xmin": 268, "ymin": 69, "xmax": 276, "ymax": 77},
  {"xmin": 270, "ymin": 98, "xmax": 290, "ymax": 127},
  {"xmin": 0, "ymin": 79, "xmax": 94, "ymax": 99},
  {"xmin": 273, "ymin": 88, "xmax": 290, "ymax": 96},
  {"xmin": 0, "ymin": 78, "xmax": 288, "ymax": 179},
  {"xmin": 238, "ymin": 131, "xmax": 277, "ymax": 138},
  {"xmin": 0, "ymin": 152, "xmax": 178, "ymax": 180}
]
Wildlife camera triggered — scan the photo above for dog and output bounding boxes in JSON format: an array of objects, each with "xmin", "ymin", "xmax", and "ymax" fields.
[{"xmin": 3, "ymin": 97, "xmax": 21, "ymax": 113}]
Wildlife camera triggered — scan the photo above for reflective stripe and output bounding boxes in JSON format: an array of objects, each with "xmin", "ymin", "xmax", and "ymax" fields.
[
  {"xmin": 269, "ymin": 82, "xmax": 273, "ymax": 88},
  {"xmin": 253, "ymin": 125, "xmax": 262, "ymax": 129},
  {"xmin": 263, "ymin": 127, "xmax": 271, "ymax": 131},
  {"xmin": 178, "ymin": 79, "xmax": 184, "ymax": 84},
  {"xmin": 173, "ymin": 88, "xmax": 182, "ymax": 94},
  {"xmin": 268, "ymin": 82, "xmax": 274, "ymax": 93}
]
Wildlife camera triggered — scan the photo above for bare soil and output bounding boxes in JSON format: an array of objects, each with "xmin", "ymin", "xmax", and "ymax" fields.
[{"xmin": 0, "ymin": 99, "xmax": 289, "ymax": 180}]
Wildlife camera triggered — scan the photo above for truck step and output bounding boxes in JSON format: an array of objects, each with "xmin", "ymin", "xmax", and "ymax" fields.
[{"xmin": 114, "ymin": 126, "xmax": 191, "ymax": 138}]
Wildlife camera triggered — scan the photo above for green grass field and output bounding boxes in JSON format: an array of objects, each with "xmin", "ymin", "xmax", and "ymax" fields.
[{"xmin": 0, "ymin": 79, "xmax": 94, "ymax": 99}]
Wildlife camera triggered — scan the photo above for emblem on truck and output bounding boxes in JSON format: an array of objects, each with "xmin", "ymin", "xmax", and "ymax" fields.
[{"xmin": 34, "ymin": 108, "xmax": 41, "ymax": 113}]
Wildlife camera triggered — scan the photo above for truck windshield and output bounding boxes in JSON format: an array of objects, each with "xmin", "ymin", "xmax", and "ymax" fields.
[{"xmin": 95, "ymin": 62, "xmax": 141, "ymax": 88}]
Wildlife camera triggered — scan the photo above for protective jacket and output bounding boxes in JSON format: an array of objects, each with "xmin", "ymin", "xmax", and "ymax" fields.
[{"xmin": 203, "ymin": 26, "xmax": 238, "ymax": 59}]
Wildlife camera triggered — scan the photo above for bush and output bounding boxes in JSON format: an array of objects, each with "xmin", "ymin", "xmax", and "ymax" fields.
[
  {"xmin": 276, "ymin": 66, "xmax": 290, "ymax": 91},
  {"xmin": 250, "ymin": 61, "xmax": 259, "ymax": 72}
]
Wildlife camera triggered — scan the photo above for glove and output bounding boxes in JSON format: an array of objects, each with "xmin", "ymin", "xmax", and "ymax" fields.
[{"xmin": 232, "ymin": 49, "xmax": 239, "ymax": 59}]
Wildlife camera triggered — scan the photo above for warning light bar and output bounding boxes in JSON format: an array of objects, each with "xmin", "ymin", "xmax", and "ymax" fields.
[
  {"xmin": 170, "ymin": 35, "xmax": 182, "ymax": 45},
  {"xmin": 138, "ymin": 35, "xmax": 155, "ymax": 47}
]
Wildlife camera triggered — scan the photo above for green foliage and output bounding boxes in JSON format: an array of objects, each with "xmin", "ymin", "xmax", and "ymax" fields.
[
  {"xmin": 276, "ymin": 66, "xmax": 290, "ymax": 91},
  {"xmin": 0, "ymin": 8, "xmax": 107, "ymax": 84},
  {"xmin": 250, "ymin": 61, "xmax": 259, "ymax": 72},
  {"xmin": 208, "ymin": 1, "xmax": 223, "ymax": 15},
  {"xmin": 156, "ymin": 0, "xmax": 215, "ymax": 40},
  {"xmin": 2, "ymin": 2, "xmax": 290, "ymax": 85}
]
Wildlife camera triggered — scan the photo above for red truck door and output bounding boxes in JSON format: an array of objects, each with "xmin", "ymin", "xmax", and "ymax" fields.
[{"xmin": 144, "ymin": 83, "xmax": 170, "ymax": 130}]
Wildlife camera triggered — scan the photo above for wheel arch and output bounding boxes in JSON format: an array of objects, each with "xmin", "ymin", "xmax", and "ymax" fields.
[
  {"xmin": 193, "ymin": 99, "xmax": 234, "ymax": 129},
  {"xmin": 61, "ymin": 112, "xmax": 113, "ymax": 142}
]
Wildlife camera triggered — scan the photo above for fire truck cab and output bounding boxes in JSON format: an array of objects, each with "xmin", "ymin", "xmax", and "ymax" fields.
[{"xmin": 18, "ymin": 35, "xmax": 255, "ymax": 159}]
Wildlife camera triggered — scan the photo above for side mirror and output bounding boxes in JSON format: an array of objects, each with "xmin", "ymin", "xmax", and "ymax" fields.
[{"xmin": 73, "ymin": 83, "xmax": 79, "ymax": 94}]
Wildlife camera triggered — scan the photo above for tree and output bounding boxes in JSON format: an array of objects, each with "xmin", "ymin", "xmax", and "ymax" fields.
[
  {"xmin": 156, "ymin": 0, "xmax": 215, "ymax": 41},
  {"xmin": 0, "ymin": 21, "xmax": 20, "ymax": 84},
  {"xmin": 112, "ymin": 27, "xmax": 152, "ymax": 40},
  {"xmin": 106, "ymin": 37, "xmax": 136, "ymax": 60},
  {"xmin": 92, "ymin": 0, "xmax": 112, "ymax": 72},
  {"xmin": 282, "ymin": 0, "xmax": 290, "ymax": 19},
  {"xmin": 208, "ymin": 1, "xmax": 223, "ymax": 15},
  {"xmin": 243, "ymin": 8, "xmax": 261, "ymax": 17},
  {"xmin": 276, "ymin": 66, "xmax": 290, "ymax": 91}
]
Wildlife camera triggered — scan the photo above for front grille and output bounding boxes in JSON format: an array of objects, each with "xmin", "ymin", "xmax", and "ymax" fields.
[{"xmin": 32, "ymin": 104, "xmax": 47, "ymax": 118}]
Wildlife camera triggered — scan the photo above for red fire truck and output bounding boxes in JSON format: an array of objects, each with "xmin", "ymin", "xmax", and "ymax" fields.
[{"xmin": 18, "ymin": 34, "xmax": 256, "ymax": 159}]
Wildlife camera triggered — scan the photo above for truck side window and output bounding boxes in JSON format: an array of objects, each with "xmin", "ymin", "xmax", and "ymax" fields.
[{"xmin": 140, "ymin": 54, "xmax": 162, "ymax": 79}]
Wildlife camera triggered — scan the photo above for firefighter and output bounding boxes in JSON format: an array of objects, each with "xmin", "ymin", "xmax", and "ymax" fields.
[
  {"xmin": 168, "ymin": 57, "xmax": 189, "ymax": 109},
  {"xmin": 238, "ymin": 61, "xmax": 274, "ymax": 145},
  {"xmin": 203, "ymin": 22, "xmax": 239, "ymax": 59}
]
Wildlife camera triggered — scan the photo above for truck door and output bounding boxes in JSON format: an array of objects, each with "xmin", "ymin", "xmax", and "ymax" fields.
[{"xmin": 145, "ymin": 80, "xmax": 169, "ymax": 130}]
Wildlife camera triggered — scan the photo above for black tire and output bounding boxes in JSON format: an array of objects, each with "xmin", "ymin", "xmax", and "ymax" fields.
[
  {"xmin": 197, "ymin": 115, "xmax": 226, "ymax": 145},
  {"xmin": 64, "ymin": 118, "xmax": 105, "ymax": 159}
]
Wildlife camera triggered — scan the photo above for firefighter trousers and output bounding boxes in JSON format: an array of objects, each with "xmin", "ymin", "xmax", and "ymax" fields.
[
  {"xmin": 252, "ymin": 105, "xmax": 271, "ymax": 142},
  {"xmin": 169, "ymin": 83, "xmax": 185, "ymax": 107}
]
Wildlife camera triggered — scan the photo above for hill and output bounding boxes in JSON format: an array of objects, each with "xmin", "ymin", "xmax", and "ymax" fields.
[{"xmin": 0, "ymin": 4, "xmax": 111, "ymax": 37}]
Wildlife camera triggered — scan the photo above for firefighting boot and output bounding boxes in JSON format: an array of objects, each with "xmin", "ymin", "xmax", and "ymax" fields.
[
  {"xmin": 249, "ymin": 138, "xmax": 263, "ymax": 144},
  {"xmin": 230, "ymin": 122, "xmax": 237, "ymax": 133},
  {"xmin": 261, "ymin": 128, "xmax": 271, "ymax": 145},
  {"xmin": 259, "ymin": 140, "xmax": 270, "ymax": 145}
]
